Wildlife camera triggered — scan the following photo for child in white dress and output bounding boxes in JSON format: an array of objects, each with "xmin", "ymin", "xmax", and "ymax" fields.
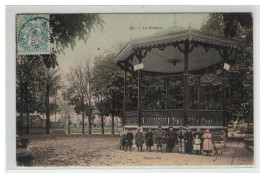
[{"xmin": 193, "ymin": 135, "xmax": 201, "ymax": 155}]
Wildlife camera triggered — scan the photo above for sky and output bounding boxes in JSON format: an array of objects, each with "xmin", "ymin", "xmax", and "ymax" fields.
[{"xmin": 57, "ymin": 13, "xmax": 209, "ymax": 72}]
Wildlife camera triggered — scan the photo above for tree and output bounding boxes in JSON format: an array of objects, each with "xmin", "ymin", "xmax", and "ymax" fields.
[
  {"xmin": 50, "ymin": 14, "xmax": 104, "ymax": 55},
  {"xmin": 16, "ymin": 57, "xmax": 61, "ymax": 135},
  {"xmin": 201, "ymin": 13, "xmax": 253, "ymax": 121},
  {"xmin": 84, "ymin": 60, "xmax": 94, "ymax": 135},
  {"xmin": 64, "ymin": 61, "xmax": 94, "ymax": 134},
  {"xmin": 67, "ymin": 115, "xmax": 73, "ymax": 134},
  {"xmin": 93, "ymin": 96, "xmax": 107, "ymax": 134},
  {"xmin": 222, "ymin": 13, "xmax": 252, "ymax": 38},
  {"xmin": 60, "ymin": 87, "xmax": 74, "ymax": 134},
  {"xmin": 16, "ymin": 56, "xmax": 46, "ymax": 134},
  {"xmin": 40, "ymin": 68, "xmax": 61, "ymax": 134},
  {"xmin": 92, "ymin": 53, "xmax": 124, "ymax": 135}
]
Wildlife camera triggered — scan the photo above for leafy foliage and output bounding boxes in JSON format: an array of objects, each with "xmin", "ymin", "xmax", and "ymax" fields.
[
  {"xmin": 201, "ymin": 13, "xmax": 253, "ymax": 121},
  {"xmin": 46, "ymin": 14, "xmax": 104, "ymax": 69},
  {"xmin": 16, "ymin": 57, "xmax": 61, "ymax": 115},
  {"xmin": 92, "ymin": 53, "xmax": 124, "ymax": 135},
  {"xmin": 16, "ymin": 56, "xmax": 61, "ymax": 134},
  {"xmin": 92, "ymin": 53, "xmax": 124, "ymax": 117},
  {"xmin": 50, "ymin": 14, "xmax": 104, "ymax": 54}
]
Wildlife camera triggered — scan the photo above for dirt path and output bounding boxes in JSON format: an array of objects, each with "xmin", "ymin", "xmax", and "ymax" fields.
[
  {"xmin": 26, "ymin": 134, "xmax": 253, "ymax": 167},
  {"xmin": 90, "ymin": 143, "xmax": 253, "ymax": 167}
]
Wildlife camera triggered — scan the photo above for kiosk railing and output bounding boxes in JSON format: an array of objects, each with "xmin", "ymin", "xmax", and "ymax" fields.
[{"xmin": 125, "ymin": 109, "xmax": 223, "ymax": 126}]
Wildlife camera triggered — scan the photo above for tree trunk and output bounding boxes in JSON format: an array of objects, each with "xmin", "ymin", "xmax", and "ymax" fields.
[
  {"xmin": 26, "ymin": 112, "xmax": 30, "ymax": 134},
  {"xmin": 123, "ymin": 70, "xmax": 127, "ymax": 127},
  {"xmin": 111, "ymin": 91, "xmax": 115, "ymax": 135},
  {"xmin": 45, "ymin": 82, "xmax": 50, "ymax": 134},
  {"xmin": 82, "ymin": 112, "xmax": 85, "ymax": 134},
  {"xmin": 54, "ymin": 93, "xmax": 57, "ymax": 122},
  {"xmin": 68, "ymin": 115, "xmax": 71, "ymax": 134},
  {"xmin": 111, "ymin": 114, "xmax": 115, "ymax": 136},
  {"xmin": 116, "ymin": 116, "xmax": 118, "ymax": 131},
  {"xmin": 25, "ymin": 79, "xmax": 30, "ymax": 135},
  {"xmin": 81, "ymin": 96, "xmax": 85, "ymax": 134},
  {"xmin": 88, "ymin": 115, "xmax": 92, "ymax": 135},
  {"xmin": 101, "ymin": 116, "xmax": 104, "ymax": 135},
  {"xmin": 88, "ymin": 99, "xmax": 92, "ymax": 135},
  {"xmin": 18, "ymin": 56, "xmax": 24, "ymax": 136}
]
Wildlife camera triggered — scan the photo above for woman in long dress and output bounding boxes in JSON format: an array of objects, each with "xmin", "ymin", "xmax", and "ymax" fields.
[
  {"xmin": 145, "ymin": 129, "xmax": 154, "ymax": 152},
  {"xmin": 119, "ymin": 129, "xmax": 126, "ymax": 150},
  {"xmin": 165, "ymin": 127, "xmax": 177, "ymax": 153},
  {"xmin": 203, "ymin": 129, "xmax": 213, "ymax": 156},
  {"xmin": 135, "ymin": 128, "xmax": 144, "ymax": 152},
  {"xmin": 185, "ymin": 128, "xmax": 193, "ymax": 154}
]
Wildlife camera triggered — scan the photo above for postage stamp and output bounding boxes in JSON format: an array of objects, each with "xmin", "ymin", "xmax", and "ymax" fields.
[{"xmin": 16, "ymin": 14, "xmax": 50, "ymax": 55}]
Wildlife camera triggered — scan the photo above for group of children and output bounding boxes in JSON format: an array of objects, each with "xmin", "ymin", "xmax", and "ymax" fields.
[{"xmin": 119, "ymin": 126, "xmax": 217, "ymax": 156}]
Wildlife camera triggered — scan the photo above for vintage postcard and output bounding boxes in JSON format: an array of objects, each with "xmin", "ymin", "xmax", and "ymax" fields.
[{"xmin": 10, "ymin": 10, "xmax": 254, "ymax": 168}]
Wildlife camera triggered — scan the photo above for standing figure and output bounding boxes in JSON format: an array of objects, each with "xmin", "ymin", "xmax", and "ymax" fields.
[
  {"xmin": 145, "ymin": 129, "xmax": 154, "ymax": 152},
  {"xmin": 193, "ymin": 135, "xmax": 201, "ymax": 155},
  {"xmin": 221, "ymin": 129, "xmax": 227, "ymax": 147},
  {"xmin": 118, "ymin": 129, "xmax": 124, "ymax": 150},
  {"xmin": 135, "ymin": 128, "xmax": 144, "ymax": 152},
  {"xmin": 153, "ymin": 125, "xmax": 164, "ymax": 152},
  {"xmin": 177, "ymin": 127, "xmax": 186, "ymax": 154},
  {"xmin": 119, "ymin": 129, "xmax": 127, "ymax": 150},
  {"xmin": 125, "ymin": 129, "xmax": 134, "ymax": 152},
  {"xmin": 185, "ymin": 128, "xmax": 193, "ymax": 154},
  {"xmin": 203, "ymin": 129, "xmax": 213, "ymax": 156},
  {"xmin": 165, "ymin": 127, "xmax": 178, "ymax": 153},
  {"xmin": 193, "ymin": 128, "xmax": 203, "ymax": 154}
]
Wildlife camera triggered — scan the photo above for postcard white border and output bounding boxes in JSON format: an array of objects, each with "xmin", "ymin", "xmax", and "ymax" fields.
[{"xmin": 5, "ymin": 5, "xmax": 260, "ymax": 172}]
